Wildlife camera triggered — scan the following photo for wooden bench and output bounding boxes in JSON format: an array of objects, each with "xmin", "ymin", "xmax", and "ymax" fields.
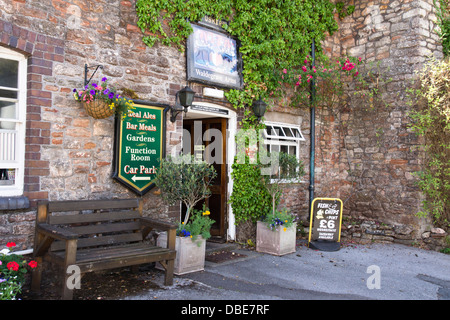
[{"xmin": 31, "ymin": 198, "xmax": 177, "ymax": 300}]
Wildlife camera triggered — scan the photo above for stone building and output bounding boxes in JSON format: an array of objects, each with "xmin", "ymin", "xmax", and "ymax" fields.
[{"xmin": 0, "ymin": 0, "xmax": 447, "ymax": 251}]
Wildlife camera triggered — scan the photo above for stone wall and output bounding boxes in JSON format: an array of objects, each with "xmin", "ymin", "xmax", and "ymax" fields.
[
  {"xmin": 0, "ymin": 0, "xmax": 189, "ymax": 248},
  {"xmin": 0, "ymin": 0, "xmax": 448, "ymax": 250},
  {"xmin": 309, "ymin": 0, "xmax": 448, "ymax": 248}
]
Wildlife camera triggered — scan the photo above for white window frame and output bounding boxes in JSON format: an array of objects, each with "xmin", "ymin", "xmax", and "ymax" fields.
[
  {"xmin": 262, "ymin": 121, "xmax": 305, "ymax": 183},
  {"xmin": 0, "ymin": 47, "xmax": 27, "ymax": 197}
]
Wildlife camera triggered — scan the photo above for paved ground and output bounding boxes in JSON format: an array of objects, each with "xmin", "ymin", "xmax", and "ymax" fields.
[{"xmin": 124, "ymin": 240, "xmax": 450, "ymax": 301}]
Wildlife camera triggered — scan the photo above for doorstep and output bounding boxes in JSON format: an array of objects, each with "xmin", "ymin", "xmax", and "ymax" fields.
[{"xmin": 205, "ymin": 240, "xmax": 262, "ymax": 268}]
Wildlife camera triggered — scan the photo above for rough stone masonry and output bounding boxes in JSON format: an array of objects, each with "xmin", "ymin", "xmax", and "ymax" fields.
[{"xmin": 0, "ymin": 0, "xmax": 447, "ymax": 250}]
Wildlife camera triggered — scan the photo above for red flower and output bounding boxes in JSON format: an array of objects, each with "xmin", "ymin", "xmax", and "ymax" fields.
[
  {"xmin": 28, "ymin": 260, "xmax": 38, "ymax": 269},
  {"xmin": 6, "ymin": 242, "xmax": 16, "ymax": 248},
  {"xmin": 7, "ymin": 261, "xmax": 19, "ymax": 271}
]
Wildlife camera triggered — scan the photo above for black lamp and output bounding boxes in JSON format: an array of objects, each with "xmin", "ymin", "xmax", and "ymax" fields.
[
  {"xmin": 252, "ymin": 98, "xmax": 267, "ymax": 120},
  {"xmin": 170, "ymin": 86, "xmax": 195, "ymax": 122}
]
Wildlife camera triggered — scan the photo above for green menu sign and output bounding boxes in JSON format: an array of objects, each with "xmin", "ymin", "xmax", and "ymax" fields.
[{"xmin": 113, "ymin": 101, "xmax": 169, "ymax": 195}]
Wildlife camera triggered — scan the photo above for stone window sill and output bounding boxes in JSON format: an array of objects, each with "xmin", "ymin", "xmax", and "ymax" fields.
[{"xmin": 0, "ymin": 196, "xmax": 30, "ymax": 210}]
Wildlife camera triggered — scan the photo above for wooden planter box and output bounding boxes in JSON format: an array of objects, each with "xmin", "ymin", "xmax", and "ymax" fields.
[
  {"xmin": 256, "ymin": 221, "xmax": 297, "ymax": 256},
  {"xmin": 157, "ymin": 232, "xmax": 206, "ymax": 275}
]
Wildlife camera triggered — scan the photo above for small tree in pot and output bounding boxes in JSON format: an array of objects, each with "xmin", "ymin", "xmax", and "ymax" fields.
[
  {"xmin": 155, "ymin": 154, "xmax": 217, "ymax": 225},
  {"xmin": 154, "ymin": 154, "xmax": 217, "ymax": 274},
  {"xmin": 256, "ymin": 151, "xmax": 305, "ymax": 256}
]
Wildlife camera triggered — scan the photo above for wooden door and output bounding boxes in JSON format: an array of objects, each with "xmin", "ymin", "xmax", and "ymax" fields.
[{"xmin": 183, "ymin": 118, "xmax": 227, "ymax": 238}]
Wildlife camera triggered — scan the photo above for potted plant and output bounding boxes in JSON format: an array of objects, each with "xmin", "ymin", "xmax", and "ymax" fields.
[
  {"xmin": 256, "ymin": 151, "xmax": 305, "ymax": 256},
  {"xmin": 0, "ymin": 242, "xmax": 38, "ymax": 300},
  {"xmin": 73, "ymin": 77, "xmax": 135, "ymax": 119},
  {"xmin": 154, "ymin": 154, "xmax": 217, "ymax": 275}
]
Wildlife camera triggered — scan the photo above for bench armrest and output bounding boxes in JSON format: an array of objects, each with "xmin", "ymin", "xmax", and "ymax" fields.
[
  {"xmin": 139, "ymin": 217, "xmax": 177, "ymax": 231},
  {"xmin": 36, "ymin": 223, "xmax": 79, "ymax": 241}
]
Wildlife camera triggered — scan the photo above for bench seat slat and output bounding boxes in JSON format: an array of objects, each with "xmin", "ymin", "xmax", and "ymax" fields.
[
  {"xmin": 70, "ymin": 221, "xmax": 142, "ymax": 236},
  {"xmin": 50, "ymin": 233, "xmax": 144, "ymax": 251},
  {"xmin": 50, "ymin": 243, "xmax": 173, "ymax": 263},
  {"xmin": 48, "ymin": 210, "xmax": 141, "ymax": 225},
  {"xmin": 47, "ymin": 199, "xmax": 140, "ymax": 212}
]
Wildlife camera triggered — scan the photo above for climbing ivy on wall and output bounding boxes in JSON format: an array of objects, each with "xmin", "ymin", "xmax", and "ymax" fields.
[
  {"xmin": 408, "ymin": 58, "xmax": 450, "ymax": 229},
  {"xmin": 136, "ymin": 0, "xmax": 340, "ymax": 122},
  {"xmin": 434, "ymin": 0, "xmax": 450, "ymax": 57}
]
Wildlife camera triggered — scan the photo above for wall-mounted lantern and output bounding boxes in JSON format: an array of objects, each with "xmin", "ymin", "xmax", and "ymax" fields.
[
  {"xmin": 170, "ymin": 86, "xmax": 195, "ymax": 122},
  {"xmin": 252, "ymin": 98, "xmax": 267, "ymax": 120}
]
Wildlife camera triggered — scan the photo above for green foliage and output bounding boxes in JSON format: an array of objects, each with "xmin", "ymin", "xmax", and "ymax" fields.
[
  {"xmin": 154, "ymin": 154, "xmax": 217, "ymax": 224},
  {"xmin": 177, "ymin": 204, "xmax": 215, "ymax": 245},
  {"xmin": 262, "ymin": 151, "xmax": 305, "ymax": 216},
  {"xmin": 408, "ymin": 58, "xmax": 450, "ymax": 228},
  {"xmin": 262, "ymin": 208, "xmax": 298, "ymax": 231},
  {"xmin": 135, "ymin": 0, "xmax": 341, "ymax": 125},
  {"xmin": 1, "ymin": 243, "xmax": 38, "ymax": 300},
  {"xmin": 434, "ymin": 0, "xmax": 450, "ymax": 57},
  {"xmin": 73, "ymin": 77, "xmax": 135, "ymax": 116},
  {"xmin": 229, "ymin": 155, "xmax": 274, "ymax": 224},
  {"xmin": 335, "ymin": 2, "xmax": 355, "ymax": 19}
]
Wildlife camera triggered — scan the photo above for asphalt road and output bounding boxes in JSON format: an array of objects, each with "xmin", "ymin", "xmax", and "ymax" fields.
[{"xmin": 125, "ymin": 241, "xmax": 450, "ymax": 301}]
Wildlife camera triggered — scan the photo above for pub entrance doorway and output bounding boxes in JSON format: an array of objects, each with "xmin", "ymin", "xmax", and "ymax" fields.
[{"xmin": 182, "ymin": 116, "xmax": 227, "ymax": 238}]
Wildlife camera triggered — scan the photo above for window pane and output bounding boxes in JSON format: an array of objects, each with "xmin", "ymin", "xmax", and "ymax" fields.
[
  {"xmin": 0, "ymin": 101, "xmax": 16, "ymax": 129},
  {"xmin": 292, "ymin": 128, "xmax": 301, "ymax": 138},
  {"xmin": 284, "ymin": 128, "xmax": 293, "ymax": 137},
  {"xmin": 0, "ymin": 58, "xmax": 19, "ymax": 88},
  {"xmin": 265, "ymin": 125, "xmax": 273, "ymax": 136},
  {"xmin": 0, "ymin": 168, "xmax": 15, "ymax": 185},
  {"xmin": 289, "ymin": 146, "xmax": 296, "ymax": 155},
  {"xmin": 0, "ymin": 129, "xmax": 16, "ymax": 161},
  {"xmin": 273, "ymin": 126, "xmax": 284, "ymax": 136},
  {"xmin": 0, "ymin": 89, "xmax": 18, "ymax": 99}
]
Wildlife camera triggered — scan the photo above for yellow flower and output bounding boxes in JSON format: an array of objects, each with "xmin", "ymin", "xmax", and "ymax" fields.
[
  {"xmin": 285, "ymin": 220, "xmax": 288, "ymax": 223},
  {"xmin": 190, "ymin": 235, "xmax": 192, "ymax": 238},
  {"xmin": 202, "ymin": 211, "xmax": 210, "ymax": 216},
  {"xmin": 181, "ymin": 222, "xmax": 184, "ymax": 224}
]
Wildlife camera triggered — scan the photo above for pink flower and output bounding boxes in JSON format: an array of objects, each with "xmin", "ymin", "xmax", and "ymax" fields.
[
  {"xmin": 302, "ymin": 66, "xmax": 307, "ymax": 72},
  {"xmin": 313, "ymin": 66, "xmax": 317, "ymax": 73},
  {"xmin": 298, "ymin": 75, "xmax": 301, "ymax": 80},
  {"xmin": 354, "ymin": 71, "xmax": 359, "ymax": 76},
  {"xmin": 295, "ymin": 81, "xmax": 300, "ymax": 86},
  {"xmin": 304, "ymin": 59, "xmax": 308, "ymax": 64},
  {"xmin": 358, "ymin": 57, "xmax": 362, "ymax": 62},
  {"xmin": 282, "ymin": 68, "xmax": 287, "ymax": 74}
]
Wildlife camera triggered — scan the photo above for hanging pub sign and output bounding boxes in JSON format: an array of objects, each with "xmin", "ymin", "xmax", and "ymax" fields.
[
  {"xmin": 186, "ymin": 23, "xmax": 243, "ymax": 89},
  {"xmin": 308, "ymin": 198, "xmax": 343, "ymax": 252},
  {"xmin": 113, "ymin": 101, "xmax": 169, "ymax": 196}
]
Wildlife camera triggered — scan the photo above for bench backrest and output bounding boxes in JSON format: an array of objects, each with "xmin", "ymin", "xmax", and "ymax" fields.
[{"xmin": 37, "ymin": 199, "xmax": 144, "ymax": 252}]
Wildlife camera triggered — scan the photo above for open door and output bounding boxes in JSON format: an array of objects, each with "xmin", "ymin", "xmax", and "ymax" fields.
[{"xmin": 183, "ymin": 118, "xmax": 227, "ymax": 238}]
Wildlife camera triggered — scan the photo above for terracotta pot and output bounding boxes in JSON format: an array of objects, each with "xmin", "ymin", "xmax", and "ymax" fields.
[{"xmin": 82, "ymin": 99, "xmax": 114, "ymax": 119}]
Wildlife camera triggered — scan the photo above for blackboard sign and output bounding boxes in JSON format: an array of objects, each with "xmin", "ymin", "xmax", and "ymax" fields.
[
  {"xmin": 113, "ymin": 101, "xmax": 169, "ymax": 195},
  {"xmin": 308, "ymin": 198, "xmax": 343, "ymax": 251}
]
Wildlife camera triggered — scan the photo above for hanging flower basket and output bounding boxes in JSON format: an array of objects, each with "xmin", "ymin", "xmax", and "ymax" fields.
[
  {"xmin": 73, "ymin": 77, "xmax": 135, "ymax": 119},
  {"xmin": 82, "ymin": 99, "xmax": 115, "ymax": 119}
]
